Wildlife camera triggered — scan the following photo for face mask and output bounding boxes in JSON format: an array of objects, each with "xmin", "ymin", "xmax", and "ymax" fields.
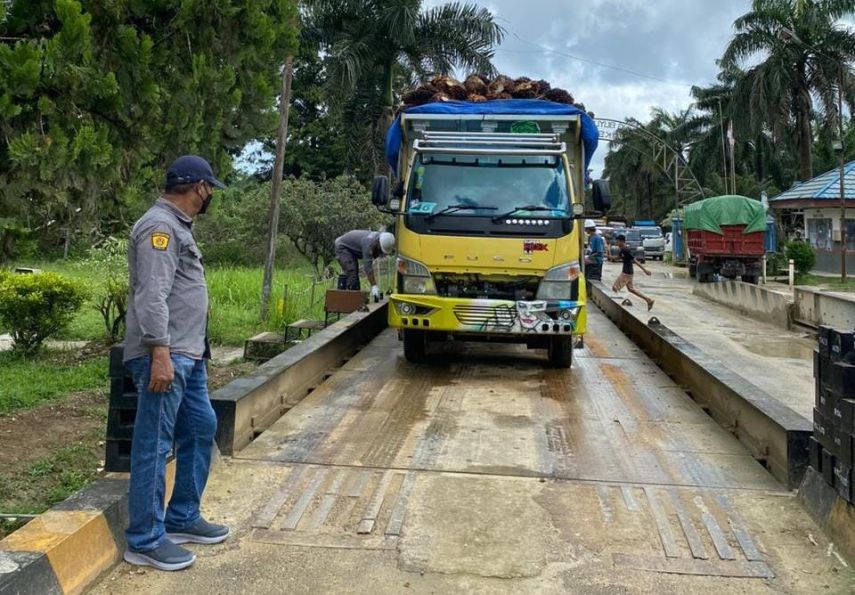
[{"xmin": 199, "ymin": 193, "xmax": 214, "ymax": 215}]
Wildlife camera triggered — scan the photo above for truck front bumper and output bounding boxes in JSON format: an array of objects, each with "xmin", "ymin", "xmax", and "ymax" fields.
[{"xmin": 388, "ymin": 294, "xmax": 587, "ymax": 336}]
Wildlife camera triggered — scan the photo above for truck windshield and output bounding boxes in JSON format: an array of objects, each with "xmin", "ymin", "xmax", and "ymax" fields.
[
  {"xmin": 636, "ymin": 227, "xmax": 662, "ymax": 239},
  {"xmin": 407, "ymin": 154, "xmax": 569, "ymax": 217}
]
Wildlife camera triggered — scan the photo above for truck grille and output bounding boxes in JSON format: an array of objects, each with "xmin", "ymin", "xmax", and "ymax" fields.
[{"xmin": 453, "ymin": 304, "xmax": 518, "ymax": 328}]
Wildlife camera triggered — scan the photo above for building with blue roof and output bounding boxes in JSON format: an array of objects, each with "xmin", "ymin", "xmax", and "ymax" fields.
[{"xmin": 770, "ymin": 161, "xmax": 855, "ymax": 273}]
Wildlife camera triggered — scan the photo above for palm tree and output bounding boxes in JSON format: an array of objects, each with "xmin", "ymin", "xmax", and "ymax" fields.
[
  {"xmin": 721, "ymin": 0, "xmax": 855, "ymax": 181},
  {"xmin": 302, "ymin": 0, "xmax": 504, "ymax": 171},
  {"xmin": 604, "ymin": 108, "xmax": 702, "ymax": 221}
]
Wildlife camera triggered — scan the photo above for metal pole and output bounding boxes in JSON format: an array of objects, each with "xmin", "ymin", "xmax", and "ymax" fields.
[
  {"xmin": 789, "ymin": 259, "xmax": 795, "ymax": 290},
  {"xmin": 718, "ymin": 99, "xmax": 728, "ymax": 192},
  {"xmin": 260, "ymin": 55, "xmax": 295, "ymax": 320},
  {"xmin": 839, "ymin": 63, "xmax": 847, "ymax": 282}
]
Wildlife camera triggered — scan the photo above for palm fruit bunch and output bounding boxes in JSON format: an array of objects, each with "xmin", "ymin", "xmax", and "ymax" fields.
[{"xmin": 401, "ymin": 74, "xmax": 584, "ymax": 111}]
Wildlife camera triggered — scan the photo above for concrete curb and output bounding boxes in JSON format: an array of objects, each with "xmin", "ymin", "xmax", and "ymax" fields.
[
  {"xmin": 590, "ymin": 282, "xmax": 811, "ymax": 489},
  {"xmin": 0, "ymin": 304, "xmax": 389, "ymax": 595},
  {"xmin": 691, "ymin": 280, "xmax": 793, "ymax": 329},
  {"xmin": 211, "ymin": 303, "xmax": 388, "ymax": 454}
]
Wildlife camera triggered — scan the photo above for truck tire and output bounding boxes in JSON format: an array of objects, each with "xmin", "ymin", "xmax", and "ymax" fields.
[
  {"xmin": 403, "ymin": 329, "xmax": 427, "ymax": 363},
  {"xmin": 548, "ymin": 336, "xmax": 573, "ymax": 369},
  {"xmin": 688, "ymin": 263, "xmax": 697, "ymax": 277}
]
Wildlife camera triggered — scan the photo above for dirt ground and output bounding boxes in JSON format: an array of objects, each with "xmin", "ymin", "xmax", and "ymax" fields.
[{"xmin": 0, "ymin": 357, "xmax": 257, "ymax": 539}]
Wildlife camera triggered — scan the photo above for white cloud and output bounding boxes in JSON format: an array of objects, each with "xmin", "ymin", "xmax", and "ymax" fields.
[{"xmin": 424, "ymin": 0, "xmax": 752, "ymax": 175}]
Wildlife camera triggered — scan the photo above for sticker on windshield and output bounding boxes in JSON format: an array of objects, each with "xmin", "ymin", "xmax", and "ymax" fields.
[{"xmin": 410, "ymin": 202, "xmax": 437, "ymax": 214}]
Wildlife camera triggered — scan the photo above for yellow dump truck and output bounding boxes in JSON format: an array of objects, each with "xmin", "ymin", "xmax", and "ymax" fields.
[{"xmin": 373, "ymin": 99, "xmax": 607, "ymax": 367}]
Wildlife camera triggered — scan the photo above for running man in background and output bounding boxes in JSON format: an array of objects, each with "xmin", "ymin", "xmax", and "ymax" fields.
[{"xmin": 612, "ymin": 234, "xmax": 654, "ymax": 311}]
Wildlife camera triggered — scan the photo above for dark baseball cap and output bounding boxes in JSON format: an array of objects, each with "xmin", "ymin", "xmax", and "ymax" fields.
[{"xmin": 165, "ymin": 155, "xmax": 226, "ymax": 189}]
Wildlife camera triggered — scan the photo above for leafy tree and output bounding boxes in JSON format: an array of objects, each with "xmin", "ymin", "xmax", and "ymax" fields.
[
  {"xmin": 302, "ymin": 0, "xmax": 503, "ymax": 171},
  {"xmin": 279, "ymin": 176, "xmax": 389, "ymax": 276},
  {"xmin": 721, "ymin": 0, "xmax": 855, "ymax": 181},
  {"xmin": 603, "ymin": 108, "xmax": 698, "ymax": 222},
  {"xmin": 0, "ymin": 0, "xmax": 299, "ymax": 261},
  {"xmin": 77, "ymin": 237, "xmax": 128, "ymax": 343}
]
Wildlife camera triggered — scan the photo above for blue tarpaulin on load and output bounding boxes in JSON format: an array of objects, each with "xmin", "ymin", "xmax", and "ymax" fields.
[{"xmin": 385, "ymin": 99, "xmax": 599, "ymax": 176}]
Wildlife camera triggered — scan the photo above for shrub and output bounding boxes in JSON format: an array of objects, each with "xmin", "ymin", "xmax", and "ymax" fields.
[
  {"xmin": 280, "ymin": 176, "xmax": 391, "ymax": 276},
  {"xmin": 78, "ymin": 237, "xmax": 128, "ymax": 343},
  {"xmin": 785, "ymin": 241, "xmax": 816, "ymax": 276},
  {"xmin": 0, "ymin": 273, "xmax": 87, "ymax": 356}
]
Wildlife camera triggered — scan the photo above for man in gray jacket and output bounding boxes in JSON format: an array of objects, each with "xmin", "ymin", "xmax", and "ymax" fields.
[
  {"xmin": 122, "ymin": 155, "xmax": 228, "ymax": 571},
  {"xmin": 335, "ymin": 229, "xmax": 396, "ymax": 300}
]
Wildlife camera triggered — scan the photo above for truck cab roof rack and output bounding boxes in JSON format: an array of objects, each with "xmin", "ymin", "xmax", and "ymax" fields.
[{"xmin": 414, "ymin": 131, "xmax": 566, "ymax": 156}]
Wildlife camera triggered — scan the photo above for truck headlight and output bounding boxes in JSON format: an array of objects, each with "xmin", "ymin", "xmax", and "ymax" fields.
[
  {"xmin": 397, "ymin": 256, "xmax": 436, "ymax": 295},
  {"xmin": 543, "ymin": 261, "xmax": 581, "ymax": 282},
  {"xmin": 537, "ymin": 261, "xmax": 580, "ymax": 300}
]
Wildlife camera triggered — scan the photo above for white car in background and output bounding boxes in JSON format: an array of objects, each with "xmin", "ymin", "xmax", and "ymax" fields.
[{"xmin": 636, "ymin": 226, "xmax": 666, "ymax": 261}]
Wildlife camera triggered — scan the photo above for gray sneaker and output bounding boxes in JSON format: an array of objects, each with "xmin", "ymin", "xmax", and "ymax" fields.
[
  {"xmin": 123, "ymin": 541, "xmax": 196, "ymax": 571},
  {"xmin": 166, "ymin": 518, "xmax": 230, "ymax": 545}
]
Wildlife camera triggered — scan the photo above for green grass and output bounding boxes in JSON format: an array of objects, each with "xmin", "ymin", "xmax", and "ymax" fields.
[
  {"xmin": 0, "ymin": 351, "xmax": 108, "ymax": 413},
  {"xmin": 0, "ymin": 430, "xmax": 104, "ymax": 538},
  {"xmin": 5, "ymin": 256, "xmax": 398, "ymax": 348},
  {"xmin": 206, "ymin": 265, "xmax": 335, "ymax": 345},
  {"xmin": 795, "ymin": 274, "xmax": 855, "ymax": 291}
]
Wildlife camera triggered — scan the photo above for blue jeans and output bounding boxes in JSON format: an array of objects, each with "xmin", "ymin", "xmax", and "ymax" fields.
[{"xmin": 124, "ymin": 354, "xmax": 217, "ymax": 552}]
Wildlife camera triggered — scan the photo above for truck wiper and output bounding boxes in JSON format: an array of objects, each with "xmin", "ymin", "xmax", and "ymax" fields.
[
  {"xmin": 492, "ymin": 205, "xmax": 560, "ymax": 223},
  {"xmin": 424, "ymin": 204, "xmax": 498, "ymax": 222}
]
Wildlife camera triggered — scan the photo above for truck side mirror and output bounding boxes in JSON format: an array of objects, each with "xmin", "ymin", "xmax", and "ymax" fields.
[
  {"xmin": 372, "ymin": 175, "xmax": 389, "ymax": 207},
  {"xmin": 591, "ymin": 179, "xmax": 611, "ymax": 213}
]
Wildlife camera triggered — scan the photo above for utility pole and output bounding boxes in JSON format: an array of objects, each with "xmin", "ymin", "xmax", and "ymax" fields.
[
  {"xmin": 260, "ymin": 56, "xmax": 294, "ymax": 320},
  {"xmin": 837, "ymin": 63, "xmax": 847, "ymax": 282},
  {"xmin": 718, "ymin": 99, "xmax": 728, "ymax": 193}
]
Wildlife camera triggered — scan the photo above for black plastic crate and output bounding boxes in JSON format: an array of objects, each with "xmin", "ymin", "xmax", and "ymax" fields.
[
  {"xmin": 109, "ymin": 345, "xmax": 125, "ymax": 378},
  {"xmin": 814, "ymin": 408, "xmax": 832, "ymax": 451},
  {"xmin": 109, "ymin": 392, "xmax": 138, "ymax": 411},
  {"xmin": 109, "ymin": 376, "xmax": 137, "ymax": 400},
  {"xmin": 814, "ymin": 348, "xmax": 821, "ymax": 378},
  {"xmin": 105, "ymin": 439, "xmax": 132, "ymax": 473},
  {"xmin": 819, "ymin": 326, "xmax": 832, "ymax": 358},
  {"xmin": 823, "ymin": 447, "xmax": 836, "ymax": 486},
  {"xmin": 833, "ymin": 460, "xmax": 853, "ymax": 504},
  {"xmin": 829, "ymin": 361, "xmax": 855, "ymax": 398},
  {"xmin": 809, "ymin": 436, "xmax": 823, "ymax": 474},
  {"xmin": 831, "ymin": 330, "xmax": 855, "ymax": 362},
  {"xmin": 836, "ymin": 433, "xmax": 855, "ymax": 468},
  {"xmin": 106, "ymin": 407, "xmax": 136, "ymax": 441},
  {"xmin": 829, "ymin": 397, "xmax": 855, "ymax": 435},
  {"xmin": 816, "ymin": 386, "xmax": 832, "ymax": 417}
]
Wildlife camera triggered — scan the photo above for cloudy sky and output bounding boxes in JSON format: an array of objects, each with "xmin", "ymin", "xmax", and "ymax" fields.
[{"xmin": 424, "ymin": 0, "xmax": 751, "ymax": 175}]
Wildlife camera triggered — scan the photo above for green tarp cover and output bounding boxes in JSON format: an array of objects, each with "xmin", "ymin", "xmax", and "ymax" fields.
[{"xmin": 683, "ymin": 195, "xmax": 766, "ymax": 235}]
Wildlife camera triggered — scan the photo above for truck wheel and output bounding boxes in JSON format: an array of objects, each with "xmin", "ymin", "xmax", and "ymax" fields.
[
  {"xmin": 689, "ymin": 263, "xmax": 697, "ymax": 277},
  {"xmin": 548, "ymin": 336, "xmax": 573, "ymax": 369},
  {"xmin": 403, "ymin": 329, "xmax": 427, "ymax": 363}
]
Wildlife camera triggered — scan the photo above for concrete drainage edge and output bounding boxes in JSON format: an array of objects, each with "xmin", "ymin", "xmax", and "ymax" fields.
[{"xmin": 589, "ymin": 281, "xmax": 811, "ymax": 489}]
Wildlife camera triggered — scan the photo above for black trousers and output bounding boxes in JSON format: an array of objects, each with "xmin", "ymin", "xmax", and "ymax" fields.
[{"xmin": 335, "ymin": 244, "xmax": 361, "ymax": 290}]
